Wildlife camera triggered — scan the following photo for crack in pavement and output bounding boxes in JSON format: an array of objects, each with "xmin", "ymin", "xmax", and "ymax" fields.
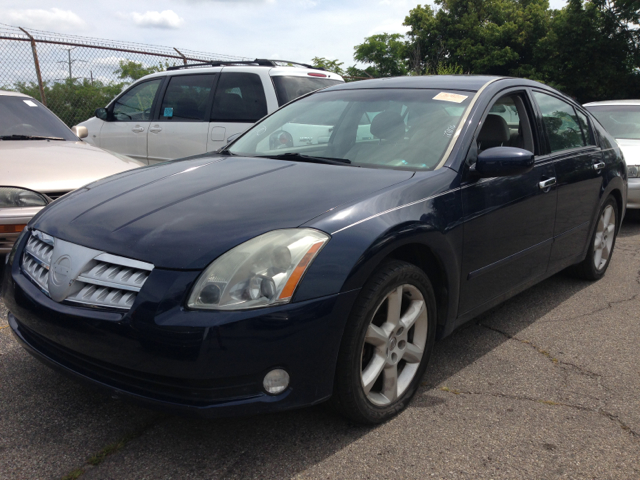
[
  {"xmin": 535, "ymin": 292, "xmax": 640, "ymax": 324},
  {"xmin": 476, "ymin": 323, "xmax": 560, "ymax": 364},
  {"xmin": 438, "ymin": 387, "xmax": 640, "ymax": 439},
  {"xmin": 61, "ymin": 413, "xmax": 168, "ymax": 480}
]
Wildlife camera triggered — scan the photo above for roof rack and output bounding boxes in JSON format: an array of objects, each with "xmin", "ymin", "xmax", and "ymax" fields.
[{"xmin": 166, "ymin": 59, "xmax": 324, "ymax": 71}]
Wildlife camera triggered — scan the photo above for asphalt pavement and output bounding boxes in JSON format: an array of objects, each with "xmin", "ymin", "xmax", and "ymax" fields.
[{"xmin": 1, "ymin": 217, "xmax": 639, "ymax": 479}]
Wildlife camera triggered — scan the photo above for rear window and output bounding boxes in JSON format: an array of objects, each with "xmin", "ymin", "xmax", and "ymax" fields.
[
  {"xmin": 0, "ymin": 96, "xmax": 76, "ymax": 140},
  {"xmin": 585, "ymin": 105, "xmax": 640, "ymax": 140},
  {"xmin": 272, "ymin": 76, "xmax": 343, "ymax": 106}
]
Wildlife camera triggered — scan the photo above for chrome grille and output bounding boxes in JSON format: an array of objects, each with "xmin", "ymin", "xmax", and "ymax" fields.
[
  {"xmin": 22, "ymin": 231, "xmax": 54, "ymax": 292},
  {"xmin": 21, "ymin": 230, "xmax": 154, "ymax": 310}
]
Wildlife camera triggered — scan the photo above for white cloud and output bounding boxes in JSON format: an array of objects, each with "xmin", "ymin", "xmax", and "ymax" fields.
[
  {"xmin": 298, "ymin": 0, "xmax": 317, "ymax": 8},
  {"xmin": 121, "ymin": 10, "xmax": 185, "ymax": 29},
  {"xmin": 4, "ymin": 8, "xmax": 87, "ymax": 31}
]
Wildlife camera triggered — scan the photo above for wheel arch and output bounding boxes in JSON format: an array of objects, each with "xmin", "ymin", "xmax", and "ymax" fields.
[{"xmin": 341, "ymin": 227, "xmax": 460, "ymax": 338}]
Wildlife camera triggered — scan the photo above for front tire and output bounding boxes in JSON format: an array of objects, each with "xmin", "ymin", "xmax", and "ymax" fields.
[
  {"xmin": 331, "ymin": 260, "xmax": 437, "ymax": 424},
  {"xmin": 573, "ymin": 195, "xmax": 619, "ymax": 280}
]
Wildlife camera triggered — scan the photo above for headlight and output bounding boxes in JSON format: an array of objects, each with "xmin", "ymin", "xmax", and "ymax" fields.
[
  {"xmin": 188, "ymin": 228, "xmax": 330, "ymax": 310},
  {"xmin": 0, "ymin": 187, "xmax": 48, "ymax": 208},
  {"xmin": 628, "ymin": 165, "xmax": 639, "ymax": 178}
]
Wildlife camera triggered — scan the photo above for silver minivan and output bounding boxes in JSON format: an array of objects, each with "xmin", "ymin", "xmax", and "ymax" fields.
[{"xmin": 78, "ymin": 60, "xmax": 344, "ymax": 164}]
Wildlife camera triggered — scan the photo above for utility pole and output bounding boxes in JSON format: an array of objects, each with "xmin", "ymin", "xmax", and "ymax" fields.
[{"xmin": 58, "ymin": 47, "xmax": 86, "ymax": 81}]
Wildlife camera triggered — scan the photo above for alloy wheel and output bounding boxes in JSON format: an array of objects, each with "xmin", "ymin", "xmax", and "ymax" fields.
[
  {"xmin": 360, "ymin": 284, "xmax": 428, "ymax": 406},
  {"xmin": 593, "ymin": 204, "xmax": 616, "ymax": 271}
]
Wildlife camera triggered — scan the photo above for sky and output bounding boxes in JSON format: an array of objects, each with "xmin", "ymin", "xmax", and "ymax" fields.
[{"xmin": 1, "ymin": 0, "xmax": 568, "ymax": 70}]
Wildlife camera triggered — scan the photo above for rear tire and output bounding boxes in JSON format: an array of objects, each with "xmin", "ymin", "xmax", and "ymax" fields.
[
  {"xmin": 330, "ymin": 260, "xmax": 436, "ymax": 424},
  {"xmin": 573, "ymin": 195, "xmax": 618, "ymax": 281}
]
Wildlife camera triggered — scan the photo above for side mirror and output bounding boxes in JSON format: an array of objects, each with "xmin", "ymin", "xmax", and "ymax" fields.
[
  {"xmin": 95, "ymin": 108, "xmax": 109, "ymax": 121},
  {"xmin": 71, "ymin": 125, "xmax": 88, "ymax": 139},
  {"xmin": 475, "ymin": 147, "xmax": 534, "ymax": 177}
]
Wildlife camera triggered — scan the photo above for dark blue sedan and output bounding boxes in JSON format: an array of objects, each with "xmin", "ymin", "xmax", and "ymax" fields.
[{"xmin": 2, "ymin": 76, "xmax": 627, "ymax": 424}]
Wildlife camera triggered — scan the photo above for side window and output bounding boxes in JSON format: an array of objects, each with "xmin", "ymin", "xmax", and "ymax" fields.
[
  {"xmin": 211, "ymin": 73, "xmax": 268, "ymax": 123},
  {"xmin": 576, "ymin": 109, "xmax": 596, "ymax": 146},
  {"xmin": 112, "ymin": 79, "xmax": 162, "ymax": 121},
  {"xmin": 159, "ymin": 74, "xmax": 216, "ymax": 122},
  {"xmin": 532, "ymin": 91, "xmax": 586, "ymax": 153},
  {"xmin": 477, "ymin": 93, "xmax": 535, "ymax": 153}
]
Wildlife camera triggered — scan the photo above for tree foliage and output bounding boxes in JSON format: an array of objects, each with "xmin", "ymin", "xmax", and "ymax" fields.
[
  {"xmin": 115, "ymin": 60, "xmax": 167, "ymax": 82},
  {"xmin": 350, "ymin": 0, "xmax": 640, "ymax": 102}
]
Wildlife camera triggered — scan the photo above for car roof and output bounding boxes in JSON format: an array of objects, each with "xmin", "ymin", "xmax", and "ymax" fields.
[
  {"xmin": 325, "ymin": 75, "xmax": 506, "ymax": 92},
  {"xmin": 584, "ymin": 100, "xmax": 640, "ymax": 107},
  {"xmin": 138, "ymin": 64, "xmax": 343, "ymax": 82},
  {"xmin": 0, "ymin": 90, "xmax": 31, "ymax": 98}
]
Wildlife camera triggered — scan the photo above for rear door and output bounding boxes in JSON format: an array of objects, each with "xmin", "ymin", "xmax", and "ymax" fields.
[
  {"xmin": 530, "ymin": 90, "xmax": 603, "ymax": 269},
  {"xmin": 206, "ymin": 71, "xmax": 269, "ymax": 152},
  {"xmin": 99, "ymin": 78, "xmax": 164, "ymax": 163},
  {"xmin": 147, "ymin": 73, "xmax": 217, "ymax": 164}
]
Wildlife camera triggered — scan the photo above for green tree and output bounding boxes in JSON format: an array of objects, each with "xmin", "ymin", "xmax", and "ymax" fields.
[
  {"xmin": 115, "ymin": 60, "xmax": 165, "ymax": 81},
  {"xmin": 353, "ymin": 33, "xmax": 409, "ymax": 77},
  {"xmin": 311, "ymin": 57, "xmax": 346, "ymax": 75}
]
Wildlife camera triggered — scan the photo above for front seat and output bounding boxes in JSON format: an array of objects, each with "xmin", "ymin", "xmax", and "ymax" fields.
[{"xmin": 478, "ymin": 114, "xmax": 510, "ymax": 151}]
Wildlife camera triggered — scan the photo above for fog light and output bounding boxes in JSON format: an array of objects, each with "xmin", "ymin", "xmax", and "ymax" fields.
[
  {"xmin": 263, "ymin": 369, "xmax": 289, "ymax": 395},
  {"xmin": 628, "ymin": 165, "xmax": 639, "ymax": 178}
]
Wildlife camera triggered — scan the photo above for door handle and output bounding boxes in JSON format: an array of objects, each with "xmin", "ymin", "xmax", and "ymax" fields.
[
  {"xmin": 538, "ymin": 177, "xmax": 557, "ymax": 191},
  {"xmin": 593, "ymin": 161, "xmax": 605, "ymax": 171},
  {"xmin": 149, "ymin": 125, "xmax": 162, "ymax": 134},
  {"xmin": 131, "ymin": 125, "xmax": 145, "ymax": 133}
]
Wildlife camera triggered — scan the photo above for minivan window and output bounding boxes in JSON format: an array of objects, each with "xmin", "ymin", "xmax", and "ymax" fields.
[
  {"xmin": 0, "ymin": 95, "xmax": 76, "ymax": 140},
  {"xmin": 272, "ymin": 76, "xmax": 343, "ymax": 106},
  {"xmin": 211, "ymin": 73, "xmax": 268, "ymax": 123},
  {"xmin": 159, "ymin": 74, "xmax": 216, "ymax": 121},
  {"xmin": 112, "ymin": 79, "xmax": 162, "ymax": 122},
  {"xmin": 533, "ymin": 91, "xmax": 586, "ymax": 153}
]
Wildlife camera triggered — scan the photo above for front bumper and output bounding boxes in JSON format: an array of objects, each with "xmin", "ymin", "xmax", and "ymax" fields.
[
  {"xmin": 3, "ymin": 246, "xmax": 359, "ymax": 417},
  {"xmin": 627, "ymin": 178, "xmax": 640, "ymax": 209}
]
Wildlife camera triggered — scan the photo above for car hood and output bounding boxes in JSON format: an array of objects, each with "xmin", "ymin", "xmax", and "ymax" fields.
[
  {"xmin": 616, "ymin": 138, "xmax": 640, "ymax": 165},
  {"xmin": 32, "ymin": 156, "xmax": 414, "ymax": 269},
  {"xmin": 0, "ymin": 140, "xmax": 143, "ymax": 194}
]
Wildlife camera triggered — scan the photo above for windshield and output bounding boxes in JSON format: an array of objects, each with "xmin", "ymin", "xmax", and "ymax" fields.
[
  {"xmin": 0, "ymin": 95, "xmax": 76, "ymax": 140},
  {"xmin": 585, "ymin": 105, "xmax": 640, "ymax": 140},
  {"xmin": 272, "ymin": 76, "xmax": 343, "ymax": 106},
  {"xmin": 228, "ymin": 88, "xmax": 473, "ymax": 170}
]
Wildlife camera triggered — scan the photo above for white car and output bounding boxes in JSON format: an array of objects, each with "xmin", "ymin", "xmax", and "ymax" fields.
[
  {"xmin": 78, "ymin": 60, "xmax": 344, "ymax": 164},
  {"xmin": 584, "ymin": 100, "xmax": 640, "ymax": 209}
]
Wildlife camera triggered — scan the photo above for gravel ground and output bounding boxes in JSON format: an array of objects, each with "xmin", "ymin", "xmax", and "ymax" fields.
[{"xmin": 1, "ymin": 217, "xmax": 639, "ymax": 480}]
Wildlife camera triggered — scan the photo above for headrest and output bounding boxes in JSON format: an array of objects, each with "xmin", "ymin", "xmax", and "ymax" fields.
[
  {"xmin": 478, "ymin": 114, "xmax": 510, "ymax": 148},
  {"xmin": 370, "ymin": 111, "xmax": 405, "ymax": 140}
]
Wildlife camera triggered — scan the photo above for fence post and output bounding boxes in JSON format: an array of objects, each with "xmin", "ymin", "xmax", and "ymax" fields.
[
  {"xmin": 19, "ymin": 27, "xmax": 46, "ymax": 106},
  {"xmin": 173, "ymin": 48, "xmax": 188, "ymax": 65}
]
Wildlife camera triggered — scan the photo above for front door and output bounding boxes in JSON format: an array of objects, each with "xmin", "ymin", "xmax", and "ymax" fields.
[
  {"xmin": 459, "ymin": 91, "xmax": 558, "ymax": 315},
  {"xmin": 100, "ymin": 78, "xmax": 163, "ymax": 164}
]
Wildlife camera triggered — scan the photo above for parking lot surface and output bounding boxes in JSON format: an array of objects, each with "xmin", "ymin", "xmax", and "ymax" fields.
[{"xmin": 2, "ymin": 217, "xmax": 639, "ymax": 480}]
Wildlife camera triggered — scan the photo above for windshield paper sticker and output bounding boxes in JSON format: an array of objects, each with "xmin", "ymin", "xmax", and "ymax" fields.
[
  {"xmin": 433, "ymin": 92, "xmax": 468, "ymax": 104},
  {"xmin": 163, "ymin": 107, "xmax": 174, "ymax": 118},
  {"xmin": 23, "ymin": 100, "xmax": 38, "ymax": 107}
]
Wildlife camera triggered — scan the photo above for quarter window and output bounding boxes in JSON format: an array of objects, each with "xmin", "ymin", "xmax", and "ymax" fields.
[
  {"xmin": 211, "ymin": 73, "xmax": 268, "ymax": 123},
  {"xmin": 533, "ymin": 91, "xmax": 586, "ymax": 153},
  {"xmin": 159, "ymin": 74, "xmax": 216, "ymax": 121},
  {"xmin": 112, "ymin": 79, "xmax": 162, "ymax": 122}
]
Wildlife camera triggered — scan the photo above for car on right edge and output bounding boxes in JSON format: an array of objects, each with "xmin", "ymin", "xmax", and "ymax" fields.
[{"xmin": 584, "ymin": 100, "xmax": 640, "ymax": 209}]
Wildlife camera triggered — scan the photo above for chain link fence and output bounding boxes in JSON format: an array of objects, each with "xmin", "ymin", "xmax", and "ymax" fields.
[{"xmin": 0, "ymin": 23, "xmax": 251, "ymax": 126}]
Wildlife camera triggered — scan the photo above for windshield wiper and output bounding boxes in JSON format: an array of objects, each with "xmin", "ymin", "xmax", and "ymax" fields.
[
  {"xmin": 259, "ymin": 152, "xmax": 353, "ymax": 166},
  {"xmin": 0, "ymin": 135, "xmax": 66, "ymax": 141}
]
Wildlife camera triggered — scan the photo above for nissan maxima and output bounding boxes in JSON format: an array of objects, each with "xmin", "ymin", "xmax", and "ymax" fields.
[{"xmin": 2, "ymin": 76, "xmax": 626, "ymax": 424}]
